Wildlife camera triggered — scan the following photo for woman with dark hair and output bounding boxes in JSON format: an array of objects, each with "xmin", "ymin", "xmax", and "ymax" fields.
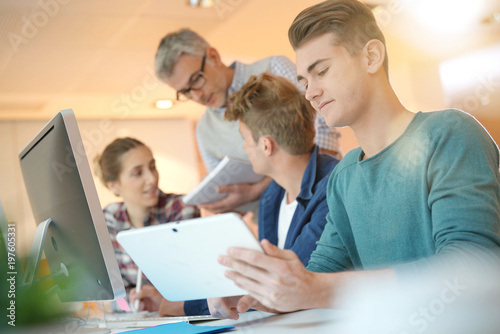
[{"xmin": 94, "ymin": 137, "xmax": 199, "ymax": 310}]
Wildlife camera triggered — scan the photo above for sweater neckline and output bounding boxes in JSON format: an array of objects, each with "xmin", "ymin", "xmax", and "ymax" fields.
[{"xmin": 357, "ymin": 111, "xmax": 423, "ymax": 163}]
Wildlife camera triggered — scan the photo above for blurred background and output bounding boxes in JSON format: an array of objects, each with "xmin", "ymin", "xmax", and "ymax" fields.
[{"xmin": 1, "ymin": 0, "xmax": 499, "ymax": 257}]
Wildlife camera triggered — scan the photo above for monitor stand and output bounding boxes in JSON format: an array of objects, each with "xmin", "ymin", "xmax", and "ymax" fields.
[
  {"xmin": 22, "ymin": 221, "xmax": 111, "ymax": 333},
  {"xmin": 22, "ymin": 218, "xmax": 70, "ymax": 286}
]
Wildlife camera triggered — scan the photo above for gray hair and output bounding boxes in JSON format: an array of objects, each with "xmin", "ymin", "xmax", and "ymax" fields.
[{"xmin": 155, "ymin": 28, "xmax": 210, "ymax": 81}]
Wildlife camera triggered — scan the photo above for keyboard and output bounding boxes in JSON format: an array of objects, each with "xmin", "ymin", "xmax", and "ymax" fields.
[{"xmin": 96, "ymin": 314, "xmax": 218, "ymax": 329}]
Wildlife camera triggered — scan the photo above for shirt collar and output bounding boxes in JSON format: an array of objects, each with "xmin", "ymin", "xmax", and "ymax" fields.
[
  {"xmin": 208, "ymin": 60, "xmax": 245, "ymax": 114},
  {"xmin": 114, "ymin": 191, "xmax": 167, "ymax": 228},
  {"xmin": 297, "ymin": 145, "xmax": 320, "ymax": 203},
  {"xmin": 113, "ymin": 202, "xmax": 133, "ymax": 229},
  {"xmin": 227, "ymin": 61, "xmax": 247, "ymax": 95}
]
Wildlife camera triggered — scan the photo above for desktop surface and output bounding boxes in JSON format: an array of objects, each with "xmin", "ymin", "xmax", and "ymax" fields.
[
  {"xmin": 7, "ymin": 309, "xmax": 344, "ymax": 333},
  {"xmin": 186, "ymin": 309, "xmax": 345, "ymax": 334}
]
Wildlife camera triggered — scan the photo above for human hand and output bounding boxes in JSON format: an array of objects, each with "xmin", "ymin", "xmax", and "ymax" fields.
[
  {"xmin": 129, "ymin": 284, "xmax": 162, "ymax": 312},
  {"xmin": 199, "ymin": 183, "xmax": 256, "ymax": 213},
  {"xmin": 199, "ymin": 177, "xmax": 271, "ymax": 214},
  {"xmin": 207, "ymin": 296, "xmax": 243, "ymax": 320},
  {"xmin": 219, "ymin": 239, "xmax": 320, "ymax": 313},
  {"xmin": 200, "ymin": 207, "xmax": 217, "ymax": 217},
  {"xmin": 207, "ymin": 295, "xmax": 281, "ymax": 320},
  {"xmin": 158, "ymin": 299, "xmax": 186, "ymax": 316},
  {"xmin": 241, "ymin": 212, "xmax": 258, "ymax": 238}
]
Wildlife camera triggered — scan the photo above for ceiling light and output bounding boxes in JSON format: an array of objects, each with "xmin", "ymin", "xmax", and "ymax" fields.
[
  {"xmin": 482, "ymin": 12, "xmax": 500, "ymax": 25},
  {"xmin": 411, "ymin": 0, "xmax": 484, "ymax": 34},
  {"xmin": 155, "ymin": 100, "xmax": 174, "ymax": 110},
  {"xmin": 439, "ymin": 44, "xmax": 500, "ymax": 109},
  {"xmin": 187, "ymin": 0, "xmax": 217, "ymax": 8}
]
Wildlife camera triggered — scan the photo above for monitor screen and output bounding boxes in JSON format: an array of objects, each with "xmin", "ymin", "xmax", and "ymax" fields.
[{"xmin": 18, "ymin": 109, "xmax": 125, "ymax": 302}]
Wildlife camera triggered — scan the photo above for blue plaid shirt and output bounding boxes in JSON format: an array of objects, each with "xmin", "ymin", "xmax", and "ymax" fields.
[{"xmin": 196, "ymin": 55, "xmax": 342, "ymax": 172}]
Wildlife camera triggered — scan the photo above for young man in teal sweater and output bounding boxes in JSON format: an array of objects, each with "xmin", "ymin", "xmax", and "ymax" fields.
[{"xmin": 208, "ymin": 0, "xmax": 500, "ymax": 319}]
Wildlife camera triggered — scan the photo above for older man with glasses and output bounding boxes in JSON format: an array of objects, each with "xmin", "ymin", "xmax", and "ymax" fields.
[
  {"xmin": 154, "ymin": 28, "xmax": 342, "ymax": 217},
  {"xmin": 175, "ymin": 53, "xmax": 207, "ymax": 102}
]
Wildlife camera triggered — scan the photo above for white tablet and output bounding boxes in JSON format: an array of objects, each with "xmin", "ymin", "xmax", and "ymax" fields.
[{"xmin": 116, "ymin": 213, "xmax": 263, "ymax": 301}]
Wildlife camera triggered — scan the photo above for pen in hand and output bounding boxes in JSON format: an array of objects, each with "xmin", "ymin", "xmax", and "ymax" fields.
[{"xmin": 134, "ymin": 268, "xmax": 142, "ymax": 312}]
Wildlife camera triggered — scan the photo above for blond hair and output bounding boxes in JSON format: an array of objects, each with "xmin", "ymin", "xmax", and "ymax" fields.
[
  {"xmin": 225, "ymin": 73, "xmax": 315, "ymax": 155},
  {"xmin": 288, "ymin": 0, "xmax": 388, "ymax": 75}
]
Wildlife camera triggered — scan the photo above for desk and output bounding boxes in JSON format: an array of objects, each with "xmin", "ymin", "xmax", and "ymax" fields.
[
  {"xmin": 11, "ymin": 309, "xmax": 345, "ymax": 333},
  {"xmin": 199, "ymin": 309, "xmax": 345, "ymax": 333}
]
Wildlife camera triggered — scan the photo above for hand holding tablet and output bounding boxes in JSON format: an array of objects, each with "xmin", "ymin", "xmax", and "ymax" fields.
[{"xmin": 117, "ymin": 213, "xmax": 263, "ymax": 301}]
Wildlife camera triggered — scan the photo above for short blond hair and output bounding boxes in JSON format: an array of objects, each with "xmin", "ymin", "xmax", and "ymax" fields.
[
  {"xmin": 288, "ymin": 0, "xmax": 388, "ymax": 75},
  {"xmin": 225, "ymin": 73, "xmax": 315, "ymax": 155}
]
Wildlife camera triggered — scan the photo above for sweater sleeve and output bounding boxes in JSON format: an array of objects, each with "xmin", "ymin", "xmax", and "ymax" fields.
[{"xmin": 394, "ymin": 111, "xmax": 500, "ymax": 277}]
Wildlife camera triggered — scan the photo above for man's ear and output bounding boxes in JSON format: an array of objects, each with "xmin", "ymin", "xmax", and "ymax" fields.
[
  {"xmin": 364, "ymin": 39, "xmax": 385, "ymax": 74},
  {"xmin": 206, "ymin": 47, "xmax": 223, "ymax": 67},
  {"xmin": 260, "ymin": 136, "xmax": 274, "ymax": 157}
]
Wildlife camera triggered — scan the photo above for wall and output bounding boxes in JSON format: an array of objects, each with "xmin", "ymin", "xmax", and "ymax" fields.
[
  {"xmin": 477, "ymin": 117, "xmax": 500, "ymax": 146},
  {"xmin": 0, "ymin": 117, "xmax": 200, "ymax": 257}
]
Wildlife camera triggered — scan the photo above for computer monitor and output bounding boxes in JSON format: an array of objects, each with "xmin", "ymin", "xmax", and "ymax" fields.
[{"xmin": 18, "ymin": 109, "xmax": 125, "ymax": 303}]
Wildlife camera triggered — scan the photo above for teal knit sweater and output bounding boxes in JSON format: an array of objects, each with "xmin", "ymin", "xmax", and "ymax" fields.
[{"xmin": 307, "ymin": 109, "xmax": 500, "ymax": 274}]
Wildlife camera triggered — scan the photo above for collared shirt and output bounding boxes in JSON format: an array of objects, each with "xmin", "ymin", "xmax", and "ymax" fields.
[
  {"xmin": 184, "ymin": 145, "xmax": 340, "ymax": 315},
  {"xmin": 196, "ymin": 55, "xmax": 342, "ymax": 172},
  {"xmin": 104, "ymin": 190, "xmax": 200, "ymax": 291},
  {"xmin": 258, "ymin": 145, "xmax": 340, "ymax": 264}
]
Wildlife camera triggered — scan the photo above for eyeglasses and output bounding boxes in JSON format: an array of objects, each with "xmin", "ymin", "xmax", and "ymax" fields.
[{"xmin": 176, "ymin": 55, "xmax": 207, "ymax": 101}]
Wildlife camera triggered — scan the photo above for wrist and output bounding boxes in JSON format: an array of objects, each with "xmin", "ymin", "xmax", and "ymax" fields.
[
  {"xmin": 159, "ymin": 300, "xmax": 185, "ymax": 316},
  {"xmin": 305, "ymin": 272, "xmax": 336, "ymax": 309}
]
